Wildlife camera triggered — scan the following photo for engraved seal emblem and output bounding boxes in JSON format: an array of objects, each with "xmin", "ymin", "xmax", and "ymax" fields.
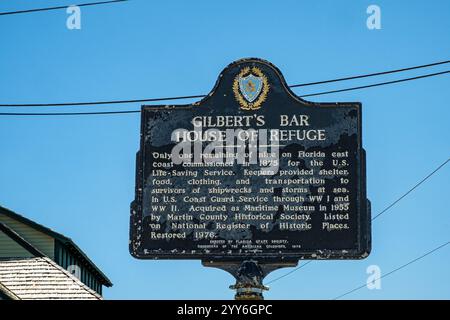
[{"xmin": 233, "ymin": 66, "xmax": 269, "ymax": 110}]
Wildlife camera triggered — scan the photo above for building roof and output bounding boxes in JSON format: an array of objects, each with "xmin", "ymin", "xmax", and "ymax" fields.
[
  {"xmin": 0, "ymin": 257, "xmax": 102, "ymax": 300},
  {"xmin": 0, "ymin": 205, "xmax": 112, "ymax": 287},
  {"xmin": 0, "ymin": 280, "xmax": 19, "ymax": 300}
]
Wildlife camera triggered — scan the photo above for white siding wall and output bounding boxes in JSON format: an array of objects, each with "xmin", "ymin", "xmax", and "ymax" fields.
[
  {"xmin": 0, "ymin": 215, "xmax": 54, "ymax": 258},
  {"xmin": 0, "ymin": 231, "xmax": 33, "ymax": 258}
]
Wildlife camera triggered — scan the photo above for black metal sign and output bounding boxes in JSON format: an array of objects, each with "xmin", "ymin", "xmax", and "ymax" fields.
[{"xmin": 130, "ymin": 58, "xmax": 371, "ymax": 261}]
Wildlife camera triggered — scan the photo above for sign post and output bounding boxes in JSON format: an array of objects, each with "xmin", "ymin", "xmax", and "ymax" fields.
[{"xmin": 130, "ymin": 58, "xmax": 371, "ymax": 299}]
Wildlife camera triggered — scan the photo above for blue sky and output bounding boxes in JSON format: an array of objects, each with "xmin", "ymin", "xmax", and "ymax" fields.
[{"xmin": 0, "ymin": 0, "xmax": 449, "ymax": 299}]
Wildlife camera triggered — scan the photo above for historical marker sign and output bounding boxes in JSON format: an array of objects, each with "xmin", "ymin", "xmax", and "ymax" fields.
[{"xmin": 130, "ymin": 58, "xmax": 371, "ymax": 261}]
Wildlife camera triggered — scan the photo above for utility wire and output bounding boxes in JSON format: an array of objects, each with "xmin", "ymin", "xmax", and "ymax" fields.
[
  {"xmin": 265, "ymin": 261, "xmax": 313, "ymax": 285},
  {"xmin": 0, "ymin": 110, "xmax": 141, "ymax": 116},
  {"xmin": 373, "ymin": 158, "xmax": 450, "ymax": 220},
  {"xmin": 0, "ymin": 69, "xmax": 449, "ymax": 115},
  {"xmin": 266, "ymin": 157, "xmax": 450, "ymax": 285},
  {"xmin": 0, "ymin": 61, "xmax": 448, "ymax": 108},
  {"xmin": 291, "ymin": 60, "xmax": 450, "ymax": 87},
  {"xmin": 332, "ymin": 241, "xmax": 450, "ymax": 300},
  {"xmin": 0, "ymin": 94, "xmax": 205, "ymax": 107},
  {"xmin": 0, "ymin": 0, "xmax": 128, "ymax": 16},
  {"xmin": 301, "ymin": 70, "xmax": 450, "ymax": 98}
]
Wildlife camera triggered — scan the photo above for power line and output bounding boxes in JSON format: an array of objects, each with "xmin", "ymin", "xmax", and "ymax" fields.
[
  {"xmin": 0, "ymin": 69, "xmax": 448, "ymax": 116},
  {"xmin": 301, "ymin": 70, "xmax": 450, "ymax": 98},
  {"xmin": 291, "ymin": 60, "xmax": 450, "ymax": 87},
  {"xmin": 0, "ymin": 0, "xmax": 128, "ymax": 16},
  {"xmin": 265, "ymin": 157, "xmax": 450, "ymax": 285},
  {"xmin": 373, "ymin": 158, "xmax": 450, "ymax": 221},
  {"xmin": 0, "ymin": 61, "xmax": 448, "ymax": 108},
  {"xmin": 332, "ymin": 241, "xmax": 450, "ymax": 300},
  {"xmin": 0, "ymin": 94, "xmax": 205, "ymax": 108},
  {"xmin": 265, "ymin": 261, "xmax": 313, "ymax": 286},
  {"xmin": 0, "ymin": 110, "xmax": 140, "ymax": 116}
]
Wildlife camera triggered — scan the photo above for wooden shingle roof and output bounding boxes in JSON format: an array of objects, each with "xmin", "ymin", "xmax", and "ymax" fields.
[{"xmin": 0, "ymin": 257, "xmax": 102, "ymax": 300}]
